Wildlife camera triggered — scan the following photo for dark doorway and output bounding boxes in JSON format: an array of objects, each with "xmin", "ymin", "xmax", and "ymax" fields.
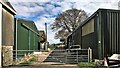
[{"xmin": 38, "ymin": 42, "xmax": 40, "ymax": 50}]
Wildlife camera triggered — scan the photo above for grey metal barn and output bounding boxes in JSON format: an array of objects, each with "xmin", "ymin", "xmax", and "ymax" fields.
[{"xmin": 67, "ymin": 9, "xmax": 120, "ymax": 59}]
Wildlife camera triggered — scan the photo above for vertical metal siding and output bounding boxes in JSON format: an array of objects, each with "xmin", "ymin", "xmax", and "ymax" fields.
[
  {"xmin": 16, "ymin": 19, "xmax": 40, "ymax": 57},
  {"xmin": 116, "ymin": 12, "xmax": 119, "ymax": 54},
  {"xmin": 101, "ymin": 10, "xmax": 120, "ymax": 57},
  {"xmin": 107, "ymin": 11, "xmax": 120, "ymax": 54},
  {"xmin": 100, "ymin": 10, "xmax": 106, "ymax": 58},
  {"xmin": 30, "ymin": 31, "xmax": 34, "ymax": 50},
  {"xmin": 81, "ymin": 16, "xmax": 98, "ymax": 59},
  {"xmin": 118, "ymin": 12, "xmax": 120, "ymax": 54},
  {"xmin": 17, "ymin": 23, "xmax": 29, "ymax": 55},
  {"xmin": 67, "ymin": 9, "xmax": 120, "ymax": 59}
]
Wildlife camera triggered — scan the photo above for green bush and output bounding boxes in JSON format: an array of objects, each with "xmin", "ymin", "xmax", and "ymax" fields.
[
  {"xmin": 78, "ymin": 62, "xmax": 96, "ymax": 67},
  {"xmin": 49, "ymin": 44, "xmax": 57, "ymax": 50},
  {"xmin": 19, "ymin": 56, "xmax": 37, "ymax": 65},
  {"xmin": 29, "ymin": 57, "xmax": 37, "ymax": 62}
]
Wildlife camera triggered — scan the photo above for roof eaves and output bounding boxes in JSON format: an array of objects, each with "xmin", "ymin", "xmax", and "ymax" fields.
[{"xmin": 0, "ymin": 0, "xmax": 16, "ymax": 14}]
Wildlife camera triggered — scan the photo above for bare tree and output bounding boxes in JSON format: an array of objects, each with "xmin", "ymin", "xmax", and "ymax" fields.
[{"xmin": 51, "ymin": 8, "xmax": 88, "ymax": 39}]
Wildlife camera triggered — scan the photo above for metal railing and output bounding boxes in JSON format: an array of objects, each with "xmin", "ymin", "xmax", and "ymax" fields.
[
  {"xmin": 43, "ymin": 49, "xmax": 66, "ymax": 63},
  {"xmin": 66, "ymin": 47, "xmax": 92, "ymax": 64},
  {"xmin": 13, "ymin": 50, "xmax": 40, "ymax": 61},
  {"xmin": 12, "ymin": 48, "xmax": 92, "ymax": 64},
  {"xmin": 43, "ymin": 48, "xmax": 92, "ymax": 64}
]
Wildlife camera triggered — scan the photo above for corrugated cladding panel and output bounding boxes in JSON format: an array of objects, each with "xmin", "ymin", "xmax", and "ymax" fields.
[
  {"xmin": 35, "ymin": 35, "xmax": 39, "ymax": 50},
  {"xmin": 73, "ymin": 27, "xmax": 81, "ymax": 45},
  {"xmin": 100, "ymin": 10, "xmax": 107, "ymax": 58},
  {"xmin": 100, "ymin": 10, "xmax": 120, "ymax": 57},
  {"xmin": 19, "ymin": 24, "xmax": 29, "ymax": 50},
  {"xmin": 82, "ymin": 9, "xmax": 120, "ymax": 59},
  {"xmin": 105, "ymin": 10, "xmax": 120, "ymax": 55},
  {"xmin": 30, "ymin": 31, "xmax": 34, "ymax": 50},
  {"xmin": 81, "ymin": 15, "xmax": 98, "ymax": 59},
  {"xmin": 118, "ymin": 12, "xmax": 120, "ymax": 54},
  {"xmin": 17, "ymin": 20, "xmax": 29, "ymax": 55},
  {"xmin": 16, "ymin": 19, "xmax": 39, "ymax": 56}
]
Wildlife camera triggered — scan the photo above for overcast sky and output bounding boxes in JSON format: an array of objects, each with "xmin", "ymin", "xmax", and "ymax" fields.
[{"xmin": 8, "ymin": 0, "xmax": 119, "ymax": 44}]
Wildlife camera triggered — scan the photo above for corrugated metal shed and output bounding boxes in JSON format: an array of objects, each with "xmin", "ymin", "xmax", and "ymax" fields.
[
  {"xmin": 14, "ymin": 18, "xmax": 40, "ymax": 58},
  {"xmin": 67, "ymin": 9, "xmax": 120, "ymax": 59}
]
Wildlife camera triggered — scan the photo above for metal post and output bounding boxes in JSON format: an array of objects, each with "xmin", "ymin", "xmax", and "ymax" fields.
[
  {"xmin": 88, "ymin": 48, "xmax": 90, "ymax": 62},
  {"xmin": 65, "ymin": 52, "xmax": 67, "ymax": 63},
  {"xmin": 77, "ymin": 50, "xmax": 78, "ymax": 63},
  {"xmin": 45, "ymin": 23, "xmax": 47, "ymax": 41},
  {"xmin": 45, "ymin": 23, "xmax": 47, "ymax": 50},
  {"xmin": 15, "ymin": 18, "xmax": 18, "ymax": 61},
  {"xmin": 88, "ymin": 47, "xmax": 92, "ymax": 63},
  {"xmin": 90, "ymin": 48, "xmax": 92, "ymax": 62},
  {"xmin": 0, "ymin": 3, "xmax": 2, "ymax": 67}
]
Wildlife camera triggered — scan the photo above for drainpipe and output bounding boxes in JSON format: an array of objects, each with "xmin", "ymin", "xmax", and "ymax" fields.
[
  {"xmin": 0, "ymin": 3, "xmax": 2, "ymax": 67},
  {"xmin": 15, "ymin": 18, "xmax": 18, "ymax": 61}
]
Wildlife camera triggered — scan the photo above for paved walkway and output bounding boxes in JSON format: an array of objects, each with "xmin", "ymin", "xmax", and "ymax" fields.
[
  {"xmin": 4, "ymin": 64, "xmax": 79, "ymax": 68},
  {"xmin": 33, "ymin": 51, "xmax": 53, "ymax": 63}
]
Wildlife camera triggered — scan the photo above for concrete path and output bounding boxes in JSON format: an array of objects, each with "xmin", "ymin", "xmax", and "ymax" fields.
[
  {"xmin": 3, "ymin": 64, "xmax": 79, "ymax": 68},
  {"xmin": 32, "ymin": 51, "xmax": 53, "ymax": 63}
]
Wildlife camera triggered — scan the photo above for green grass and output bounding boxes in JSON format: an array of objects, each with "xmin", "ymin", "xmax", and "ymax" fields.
[
  {"xmin": 29, "ymin": 57, "xmax": 37, "ymax": 62},
  {"xmin": 19, "ymin": 56, "xmax": 37, "ymax": 65},
  {"xmin": 78, "ymin": 62, "xmax": 96, "ymax": 67},
  {"xmin": 49, "ymin": 44, "xmax": 56, "ymax": 50}
]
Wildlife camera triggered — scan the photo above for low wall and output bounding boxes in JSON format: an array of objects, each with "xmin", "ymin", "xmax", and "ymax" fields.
[{"xmin": 2, "ymin": 46, "xmax": 13, "ymax": 66}]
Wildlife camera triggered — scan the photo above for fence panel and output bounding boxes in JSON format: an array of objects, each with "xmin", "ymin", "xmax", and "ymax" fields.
[{"xmin": 66, "ymin": 48, "xmax": 92, "ymax": 64}]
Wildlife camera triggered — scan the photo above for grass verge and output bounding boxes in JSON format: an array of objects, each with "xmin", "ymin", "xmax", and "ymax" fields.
[
  {"xmin": 78, "ymin": 62, "xmax": 96, "ymax": 67},
  {"xmin": 19, "ymin": 56, "xmax": 37, "ymax": 65}
]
